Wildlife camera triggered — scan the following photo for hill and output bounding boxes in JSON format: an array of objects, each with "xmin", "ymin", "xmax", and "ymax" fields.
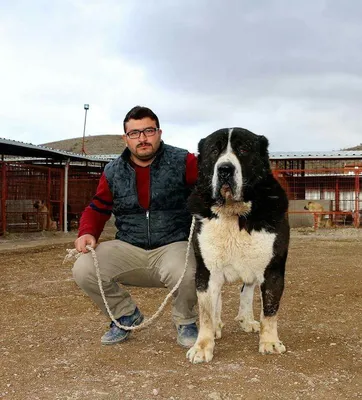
[
  {"xmin": 343, "ymin": 144, "xmax": 362, "ymax": 151},
  {"xmin": 43, "ymin": 135, "xmax": 362, "ymax": 155},
  {"xmin": 42, "ymin": 135, "xmax": 126, "ymax": 155}
]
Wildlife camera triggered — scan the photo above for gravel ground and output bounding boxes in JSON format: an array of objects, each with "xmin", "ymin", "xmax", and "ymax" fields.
[{"xmin": 1, "ymin": 228, "xmax": 361, "ymax": 399}]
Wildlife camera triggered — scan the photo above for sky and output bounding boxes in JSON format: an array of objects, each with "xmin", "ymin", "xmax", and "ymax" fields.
[{"xmin": 1, "ymin": 0, "xmax": 362, "ymax": 153}]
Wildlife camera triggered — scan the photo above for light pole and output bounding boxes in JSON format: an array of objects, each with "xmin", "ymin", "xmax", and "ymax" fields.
[{"xmin": 81, "ymin": 104, "xmax": 89, "ymax": 155}]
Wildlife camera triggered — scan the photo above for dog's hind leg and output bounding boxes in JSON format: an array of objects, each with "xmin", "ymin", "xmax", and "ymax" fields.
[
  {"xmin": 258, "ymin": 256, "xmax": 287, "ymax": 355},
  {"xmin": 235, "ymin": 282, "xmax": 260, "ymax": 333},
  {"xmin": 214, "ymin": 291, "xmax": 224, "ymax": 339},
  {"xmin": 187, "ymin": 271, "xmax": 224, "ymax": 364}
]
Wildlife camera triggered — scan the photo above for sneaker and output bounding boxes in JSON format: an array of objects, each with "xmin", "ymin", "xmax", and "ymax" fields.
[
  {"xmin": 101, "ymin": 307, "xmax": 144, "ymax": 345},
  {"xmin": 177, "ymin": 322, "xmax": 198, "ymax": 348}
]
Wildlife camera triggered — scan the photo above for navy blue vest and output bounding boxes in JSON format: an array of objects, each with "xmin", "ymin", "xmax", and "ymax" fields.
[{"xmin": 104, "ymin": 142, "xmax": 192, "ymax": 249}]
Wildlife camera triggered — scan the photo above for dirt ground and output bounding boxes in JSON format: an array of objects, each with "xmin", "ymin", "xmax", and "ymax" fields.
[{"xmin": 1, "ymin": 229, "xmax": 361, "ymax": 400}]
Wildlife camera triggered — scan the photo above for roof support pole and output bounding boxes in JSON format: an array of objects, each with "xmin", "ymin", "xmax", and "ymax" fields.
[
  {"xmin": 1, "ymin": 162, "xmax": 7, "ymax": 234},
  {"xmin": 64, "ymin": 159, "xmax": 70, "ymax": 232},
  {"xmin": 47, "ymin": 168, "xmax": 51, "ymax": 230},
  {"xmin": 354, "ymin": 168, "xmax": 360, "ymax": 228}
]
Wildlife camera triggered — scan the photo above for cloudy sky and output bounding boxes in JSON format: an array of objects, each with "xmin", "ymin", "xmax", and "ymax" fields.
[{"xmin": 1, "ymin": 0, "xmax": 362, "ymax": 153}]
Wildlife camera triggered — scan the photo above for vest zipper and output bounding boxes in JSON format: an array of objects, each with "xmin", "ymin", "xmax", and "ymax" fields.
[
  {"xmin": 146, "ymin": 210, "xmax": 151, "ymax": 248},
  {"xmin": 146, "ymin": 163, "xmax": 152, "ymax": 248}
]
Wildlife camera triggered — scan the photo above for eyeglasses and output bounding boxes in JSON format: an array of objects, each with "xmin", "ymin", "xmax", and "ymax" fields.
[{"xmin": 125, "ymin": 127, "xmax": 159, "ymax": 139}]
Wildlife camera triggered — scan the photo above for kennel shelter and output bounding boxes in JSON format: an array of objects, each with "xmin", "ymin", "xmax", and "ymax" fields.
[
  {"xmin": 270, "ymin": 151, "xmax": 362, "ymax": 228},
  {"xmin": 0, "ymin": 138, "xmax": 109, "ymax": 234}
]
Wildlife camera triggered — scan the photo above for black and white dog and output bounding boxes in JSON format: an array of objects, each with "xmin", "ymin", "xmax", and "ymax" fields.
[{"xmin": 187, "ymin": 128, "xmax": 290, "ymax": 364}]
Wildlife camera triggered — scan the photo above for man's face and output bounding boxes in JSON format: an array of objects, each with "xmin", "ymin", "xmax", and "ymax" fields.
[{"xmin": 123, "ymin": 117, "xmax": 162, "ymax": 163}]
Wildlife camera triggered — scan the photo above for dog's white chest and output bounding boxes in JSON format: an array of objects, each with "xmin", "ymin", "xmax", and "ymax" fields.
[{"xmin": 198, "ymin": 216, "xmax": 276, "ymax": 284}]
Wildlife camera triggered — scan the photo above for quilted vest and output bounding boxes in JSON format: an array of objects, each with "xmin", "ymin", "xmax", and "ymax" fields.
[{"xmin": 104, "ymin": 142, "xmax": 192, "ymax": 249}]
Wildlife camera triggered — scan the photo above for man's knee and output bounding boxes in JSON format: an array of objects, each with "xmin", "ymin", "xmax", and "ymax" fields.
[
  {"xmin": 167, "ymin": 262, "xmax": 196, "ymax": 299},
  {"xmin": 72, "ymin": 253, "xmax": 94, "ymax": 289}
]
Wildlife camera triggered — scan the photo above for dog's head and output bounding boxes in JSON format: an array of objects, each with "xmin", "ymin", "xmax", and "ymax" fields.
[
  {"xmin": 33, "ymin": 200, "xmax": 46, "ymax": 211},
  {"xmin": 197, "ymin": 128, "xmax": 270, "ymax": 204},
  {"xmin": 303, "ymin": 202, "xmax": 310, "ymax": 210},
  {"xmin": 304, "ymin": 201, "xmax": 323, "ymax": 211}
]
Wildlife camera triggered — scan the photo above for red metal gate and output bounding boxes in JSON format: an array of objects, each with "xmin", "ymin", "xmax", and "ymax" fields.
[
  {"xmin": 273, "ymin": 167, "xmax": 362, "ymax": 228},
  {"xmin": 0, "ymin": 162, "xmax": 102, "ymax": 235},
  {"xmin": 0, "ymin": 162, "xmax": 65, "ymax": 234}
]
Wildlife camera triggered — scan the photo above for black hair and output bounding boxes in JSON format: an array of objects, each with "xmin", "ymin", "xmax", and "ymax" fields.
[{"xmin": 123, "ymin": 106, "xmax": 160, "ymax": 132}]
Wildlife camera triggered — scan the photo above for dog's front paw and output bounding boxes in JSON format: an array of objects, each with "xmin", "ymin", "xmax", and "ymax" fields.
[
  {"xmin": 186, "ymin": 340, "xmax": 215, "ymax": 364},
  {"xmin": 259, "ymin": 341, "xmax": 286, "ymax": 355},
  {"xmin": 215, "ymin": 321, "xmax": 224, "ymax": 339},
  {"xmin": 235, "ymin": 317, "xmax": 260, "ymax": 333}
]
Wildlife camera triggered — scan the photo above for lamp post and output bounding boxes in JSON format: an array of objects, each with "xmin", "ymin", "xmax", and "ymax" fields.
[{"xmin": 81, "ymin": 104, "xmax": 89, "ymax": 155}]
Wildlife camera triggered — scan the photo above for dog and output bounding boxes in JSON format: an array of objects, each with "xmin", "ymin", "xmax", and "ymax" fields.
[
  {"xmin": 33, "ymin": 200, "xmax": 57, "ymax": 231},
  {"xmin": 187, "ymin": 128, "xmax": 290, "ymax": 364},
  {"xmin": 304, "ymin": 201, "xmax": 323, "ymax": 229}
]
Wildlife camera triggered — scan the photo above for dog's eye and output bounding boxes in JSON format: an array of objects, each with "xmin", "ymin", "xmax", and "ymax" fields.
[{"xmin": 211, "ymin": 148, "xmax": 219, "ymax": 156}]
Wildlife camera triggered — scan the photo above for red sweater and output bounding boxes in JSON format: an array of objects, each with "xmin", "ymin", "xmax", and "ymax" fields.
[{"xmin": 79, "ymin": 153, "xmax": 198, "ymax": 240}]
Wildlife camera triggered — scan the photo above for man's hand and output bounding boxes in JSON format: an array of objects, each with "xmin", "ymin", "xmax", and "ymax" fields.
[{"xmin": 75, "ymin": 234, "xmax": 96, "ymax": 253}]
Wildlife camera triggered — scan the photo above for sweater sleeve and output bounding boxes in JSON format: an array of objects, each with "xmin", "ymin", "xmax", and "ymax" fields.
[
  {"xmin": 185, "ymin": 152, "xmax": 198, "ymax": 186},
  {"xmin": 78, "ymin": 173, "xmax": 113, "ymax": 241}
]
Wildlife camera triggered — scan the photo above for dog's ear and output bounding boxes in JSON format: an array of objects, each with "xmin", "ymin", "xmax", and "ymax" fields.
[
  {"xmin": 197, "ymin": 138, "xmax": 206, "ymax": 164},
  {"xmin": 259, "ymin": 135, "xmax": 269, "ymax": 157},
  {"xmin": 258, "ymin": 135, "xmax": 271, "ymax": 173},
  {"xmin": 198, "ymin": 138, "xmax": 206, "ymax": 155}
]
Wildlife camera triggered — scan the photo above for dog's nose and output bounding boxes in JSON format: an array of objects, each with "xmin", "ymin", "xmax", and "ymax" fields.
[{"xmin": 218, "ymin": 163, "xmax": 235, "ymax": 179}]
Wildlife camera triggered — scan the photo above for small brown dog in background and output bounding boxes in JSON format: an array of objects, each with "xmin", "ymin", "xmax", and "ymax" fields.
[
  {"xmin": 304, "ymin": 201, "xmax": 331, "ymax": 228},
  {"xmin": 33, "ymin": 200, "xmax": 57, "ymax": 231}
]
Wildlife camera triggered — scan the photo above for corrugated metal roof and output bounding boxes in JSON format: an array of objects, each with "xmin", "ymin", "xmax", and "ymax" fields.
[
  {"xmin": 93, "ymin": 151, "xmax": 362, "ymax": 161},
  {"xmin": 90, "ymin": 154, "xmax": 120, "ymax": 161},
  {"xmin": 269, "ymin": 150, "xmax": 362, "ymax": 159},
  {"xmin": 0, "ymin": 138, "xmax": 110, "ymax": 162}
]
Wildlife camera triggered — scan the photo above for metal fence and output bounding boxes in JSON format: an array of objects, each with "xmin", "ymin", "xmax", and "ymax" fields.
[
  {"xmin": 1, "ymin": 161, "xmax": 361, "ymax": 234},
  {"xmin": 67, "ymin": 166, "xmax": 102, "ymax": 230},
  {"xmin": 273, "ymin": 167, "xmax": 362, "ymax": 228},
  {"xmin": 0, "ymin": 162, "xmax": 101, "ymax": 234}
]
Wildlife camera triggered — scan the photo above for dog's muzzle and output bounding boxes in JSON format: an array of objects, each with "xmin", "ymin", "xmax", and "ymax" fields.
[{"xmin": 216, "ymin": 162, "xmax": 236, "ymax": 200}]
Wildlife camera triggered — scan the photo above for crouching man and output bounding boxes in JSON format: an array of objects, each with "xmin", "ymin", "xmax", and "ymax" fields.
[{"xmin": 72, "ymin": 106, "xmax": 198, "ymax": 347}]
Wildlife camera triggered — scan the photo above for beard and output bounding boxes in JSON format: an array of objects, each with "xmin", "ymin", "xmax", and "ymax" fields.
[
  {"xmin": 135, "ymin": 152, "xmax": 156, "ymax": 161},
  {"xmin": 134, "ymin": 143, "xmax": 156, "ymax": 161}
]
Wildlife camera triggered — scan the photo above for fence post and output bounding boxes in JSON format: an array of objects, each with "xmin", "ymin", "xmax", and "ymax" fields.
[
  {"xmin": 1, "ymin": 162, "xmax": 7, "ymax": 234},
  {"xmin": 354, "ymin": 168, "xmax": 360, "ymax": 228},
  {"xmin": 335, "ymin": 178, "xmax": 340, "ymax": 226},
  {"xmin": 47, "ymin": 168, "xmax": 51, "ymax": 230},
  {"xmin": 64, "ymin": 159, "xmax": 70, "ymax": 232}
]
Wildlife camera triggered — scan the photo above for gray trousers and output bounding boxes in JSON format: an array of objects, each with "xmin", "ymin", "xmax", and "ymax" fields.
[{"xmin": 72, "ymin": 240, "xmax": 198, "ymax": 326}]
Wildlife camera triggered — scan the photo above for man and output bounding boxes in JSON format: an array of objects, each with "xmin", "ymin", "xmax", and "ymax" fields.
[{"xmin": 72, "ymin": 106, "xmax": 198, "ymax": 348}]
